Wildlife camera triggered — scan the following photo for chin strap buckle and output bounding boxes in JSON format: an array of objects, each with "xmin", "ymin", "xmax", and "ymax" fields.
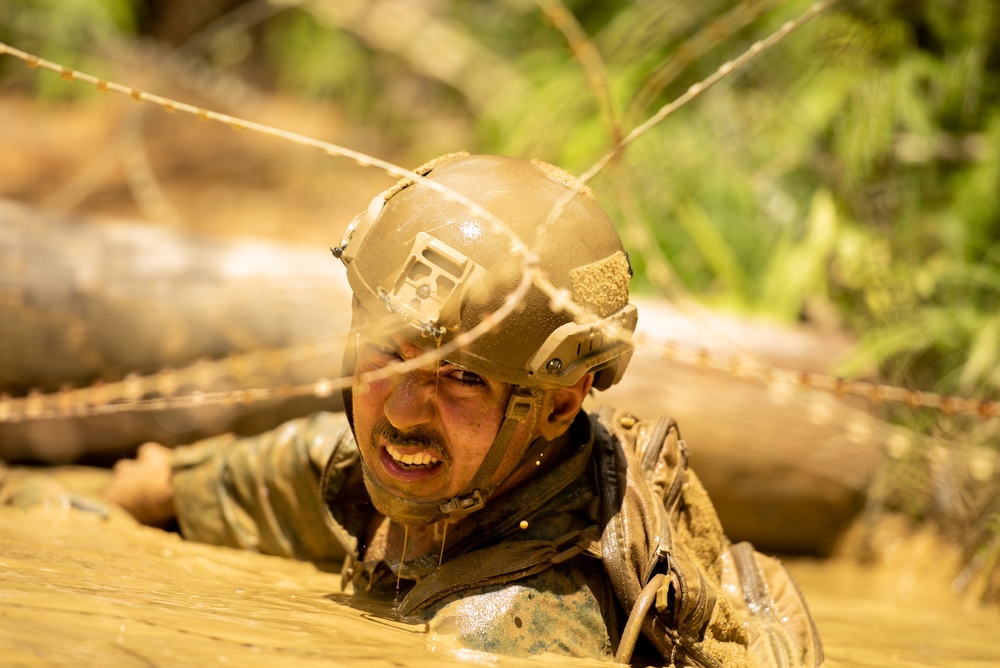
[
  {"xmin": 506, "ymin": 388, "xmax": 536, "ymax": 420},
  {"xmin": 438, "ymin": 489, "xmax": 486, "ymax": 524}
]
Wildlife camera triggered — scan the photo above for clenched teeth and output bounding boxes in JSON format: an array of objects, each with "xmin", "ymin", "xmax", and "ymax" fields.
[{"xmin": 387, "ymin": 444, "xmax": 441, "ymax": 466}]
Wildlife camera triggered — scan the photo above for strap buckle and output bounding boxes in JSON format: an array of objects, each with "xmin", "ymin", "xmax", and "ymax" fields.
[{"xmin": 438, "ymin": 489, "xmax": 486, "ymax": 523}]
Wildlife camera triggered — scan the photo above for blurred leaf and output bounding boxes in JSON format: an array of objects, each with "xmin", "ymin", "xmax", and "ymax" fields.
[
  {"xmin": 674, "ymin": 199, "xmax": 748, "ymax": 301},
  {"xmin": 961, "ymin": 315, "xmax": 1000, "ymax": 394},
  {"xmin": 759, "ymin": 189, "xmax": 838, "ymax": 320}
]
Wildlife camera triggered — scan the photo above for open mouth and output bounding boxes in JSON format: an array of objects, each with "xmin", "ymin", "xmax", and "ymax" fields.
[{"xmin": 385, "ymin": 444, "xmax": 442, "ymax": 470}]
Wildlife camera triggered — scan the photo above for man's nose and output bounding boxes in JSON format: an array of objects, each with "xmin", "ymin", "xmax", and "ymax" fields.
[{"xmin": 383, "ymin": 372, "xmax": 436, "ymax": 430}]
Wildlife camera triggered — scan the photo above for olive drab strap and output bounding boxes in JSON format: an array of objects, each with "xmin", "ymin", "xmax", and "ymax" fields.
[
  {"xmin": 592, "ymin": 406, "xmax": 824, "ymax": 668},
  {"xmin": 396, "ymin": 527, "xmax": 600, "ymax": 616}
]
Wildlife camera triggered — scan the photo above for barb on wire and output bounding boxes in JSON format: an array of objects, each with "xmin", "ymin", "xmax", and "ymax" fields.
[{"xmin": 653, "ymin": 336, "xmax": 999, "ymax": 420}]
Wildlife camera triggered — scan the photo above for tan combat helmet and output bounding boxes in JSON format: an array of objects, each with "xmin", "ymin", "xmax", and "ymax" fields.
[{"xmin": 334, "ymin": 153, "xmax": 637, "ymax": 525}]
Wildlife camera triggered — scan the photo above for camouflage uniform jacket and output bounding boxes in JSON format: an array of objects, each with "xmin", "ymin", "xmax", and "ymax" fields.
[{"xmin": 169, "ymin": 409, "xmax": 789, "ymax": 665}]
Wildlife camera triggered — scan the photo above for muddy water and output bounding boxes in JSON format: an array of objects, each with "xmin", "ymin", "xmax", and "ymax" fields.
[{"xmin": 1, "ymin": 478, "xmax": 998, "ymax": 667}]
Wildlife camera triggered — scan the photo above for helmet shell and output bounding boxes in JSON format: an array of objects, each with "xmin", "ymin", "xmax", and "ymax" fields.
[{"xmin": 340, "ymin": 154, "xmax": 636, "ymax": 390}]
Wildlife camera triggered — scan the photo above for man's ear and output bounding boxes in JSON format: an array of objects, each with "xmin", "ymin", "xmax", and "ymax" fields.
[{"xmin": 538, "ymin": 374, "xmax": 594, "ymax": 441}]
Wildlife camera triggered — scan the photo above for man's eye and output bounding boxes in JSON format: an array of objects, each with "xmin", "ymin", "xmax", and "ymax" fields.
[
  {"xmin": 362, "ymin": 343, "xmax": 400, "ymax": 361},
  {"xmin": 448, "ymin": 369, "xmax": 484, "ymax": 386}
]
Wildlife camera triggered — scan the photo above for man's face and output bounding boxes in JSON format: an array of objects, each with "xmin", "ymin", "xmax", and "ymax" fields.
[{"xmin": 351, "ymin": 332, "xmax": 535, "ymax": 507}]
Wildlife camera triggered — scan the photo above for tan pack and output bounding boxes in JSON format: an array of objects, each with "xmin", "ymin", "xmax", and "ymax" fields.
[{"xmin": 593, "ymin": 406, "xmax": 824, "ymax": 667}]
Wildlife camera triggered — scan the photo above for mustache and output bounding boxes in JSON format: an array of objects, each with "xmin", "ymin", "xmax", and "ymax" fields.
[{"xmin": 371, "ymin": 420, "xmax": 448, "ymax": 460}]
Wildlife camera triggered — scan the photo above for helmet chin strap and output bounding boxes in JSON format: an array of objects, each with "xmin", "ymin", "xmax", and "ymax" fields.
[{"xmin": 360, "ymin": 387, "xmax": 539, "ymax": 527}]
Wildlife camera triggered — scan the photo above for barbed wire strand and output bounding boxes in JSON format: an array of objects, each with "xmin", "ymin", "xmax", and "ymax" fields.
[
  {"xmin": 0, "ymin": 40, "xmax": 566, "ymax": 380},
  {"xmin": 0, "ymin": 1, "xmax": 843, "ymax": 358},
  {"xmin": 627, "ymin": 0, "xmax": 769, "ymax": 119},
  {"xmin": 0, "ymin": 43, "xmax": 530, "ymax": 257},
  {"xmin": 537, "ymin": 0, "xmax": 800, "ymax": 379},
  {"xmin": 1, "ymin": 332, "xmax": 996, "ymax": 424}
]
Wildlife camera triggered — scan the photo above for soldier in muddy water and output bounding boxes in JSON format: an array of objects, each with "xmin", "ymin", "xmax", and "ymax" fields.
[{"xmin": 102, "ymin": 153, "xmax": 823, "ymax": 667}]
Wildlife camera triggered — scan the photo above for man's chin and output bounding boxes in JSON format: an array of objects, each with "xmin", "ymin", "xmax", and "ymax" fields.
[{"xmin": 361, "ymin": 476, "xmax": 449, "ymax": 526}]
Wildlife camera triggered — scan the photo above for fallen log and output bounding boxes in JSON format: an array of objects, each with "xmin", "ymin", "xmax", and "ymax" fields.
[{"xmin": 0, "ymin": 200, "xmax": 348, "ymax": 462}]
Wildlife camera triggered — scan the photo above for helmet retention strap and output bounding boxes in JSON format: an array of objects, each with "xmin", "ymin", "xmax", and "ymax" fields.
[{"xmin": 437, "ymin": 387, "xmax": 536, "ymax": 524}]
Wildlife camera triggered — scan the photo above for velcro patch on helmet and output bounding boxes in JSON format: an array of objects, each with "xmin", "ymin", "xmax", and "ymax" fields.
[
  {"xmin": 531, "ymin": 159, "xmax": 595, "ymax": 201},
  {"xmin": 383, "ymin": 152, "xmax": 471, "ymax": 200},
  {"xmin": 570, "ymin": 250, "xmax": 631, "ymax": 317}
]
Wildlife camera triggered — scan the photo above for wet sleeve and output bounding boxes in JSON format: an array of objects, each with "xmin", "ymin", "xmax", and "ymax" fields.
[
  {"xmin": 425, "ymin": 562, "xmax": 614, "ymax": 661},
  {"xmin": 169, "ymin": 411, "xmax": 354, "ymax": 563}
]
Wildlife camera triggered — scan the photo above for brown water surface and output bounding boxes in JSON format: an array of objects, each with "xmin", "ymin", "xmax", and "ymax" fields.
[{"xmin": 1, "ymin": 483, "xmax": 998, "ymax": 667}]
